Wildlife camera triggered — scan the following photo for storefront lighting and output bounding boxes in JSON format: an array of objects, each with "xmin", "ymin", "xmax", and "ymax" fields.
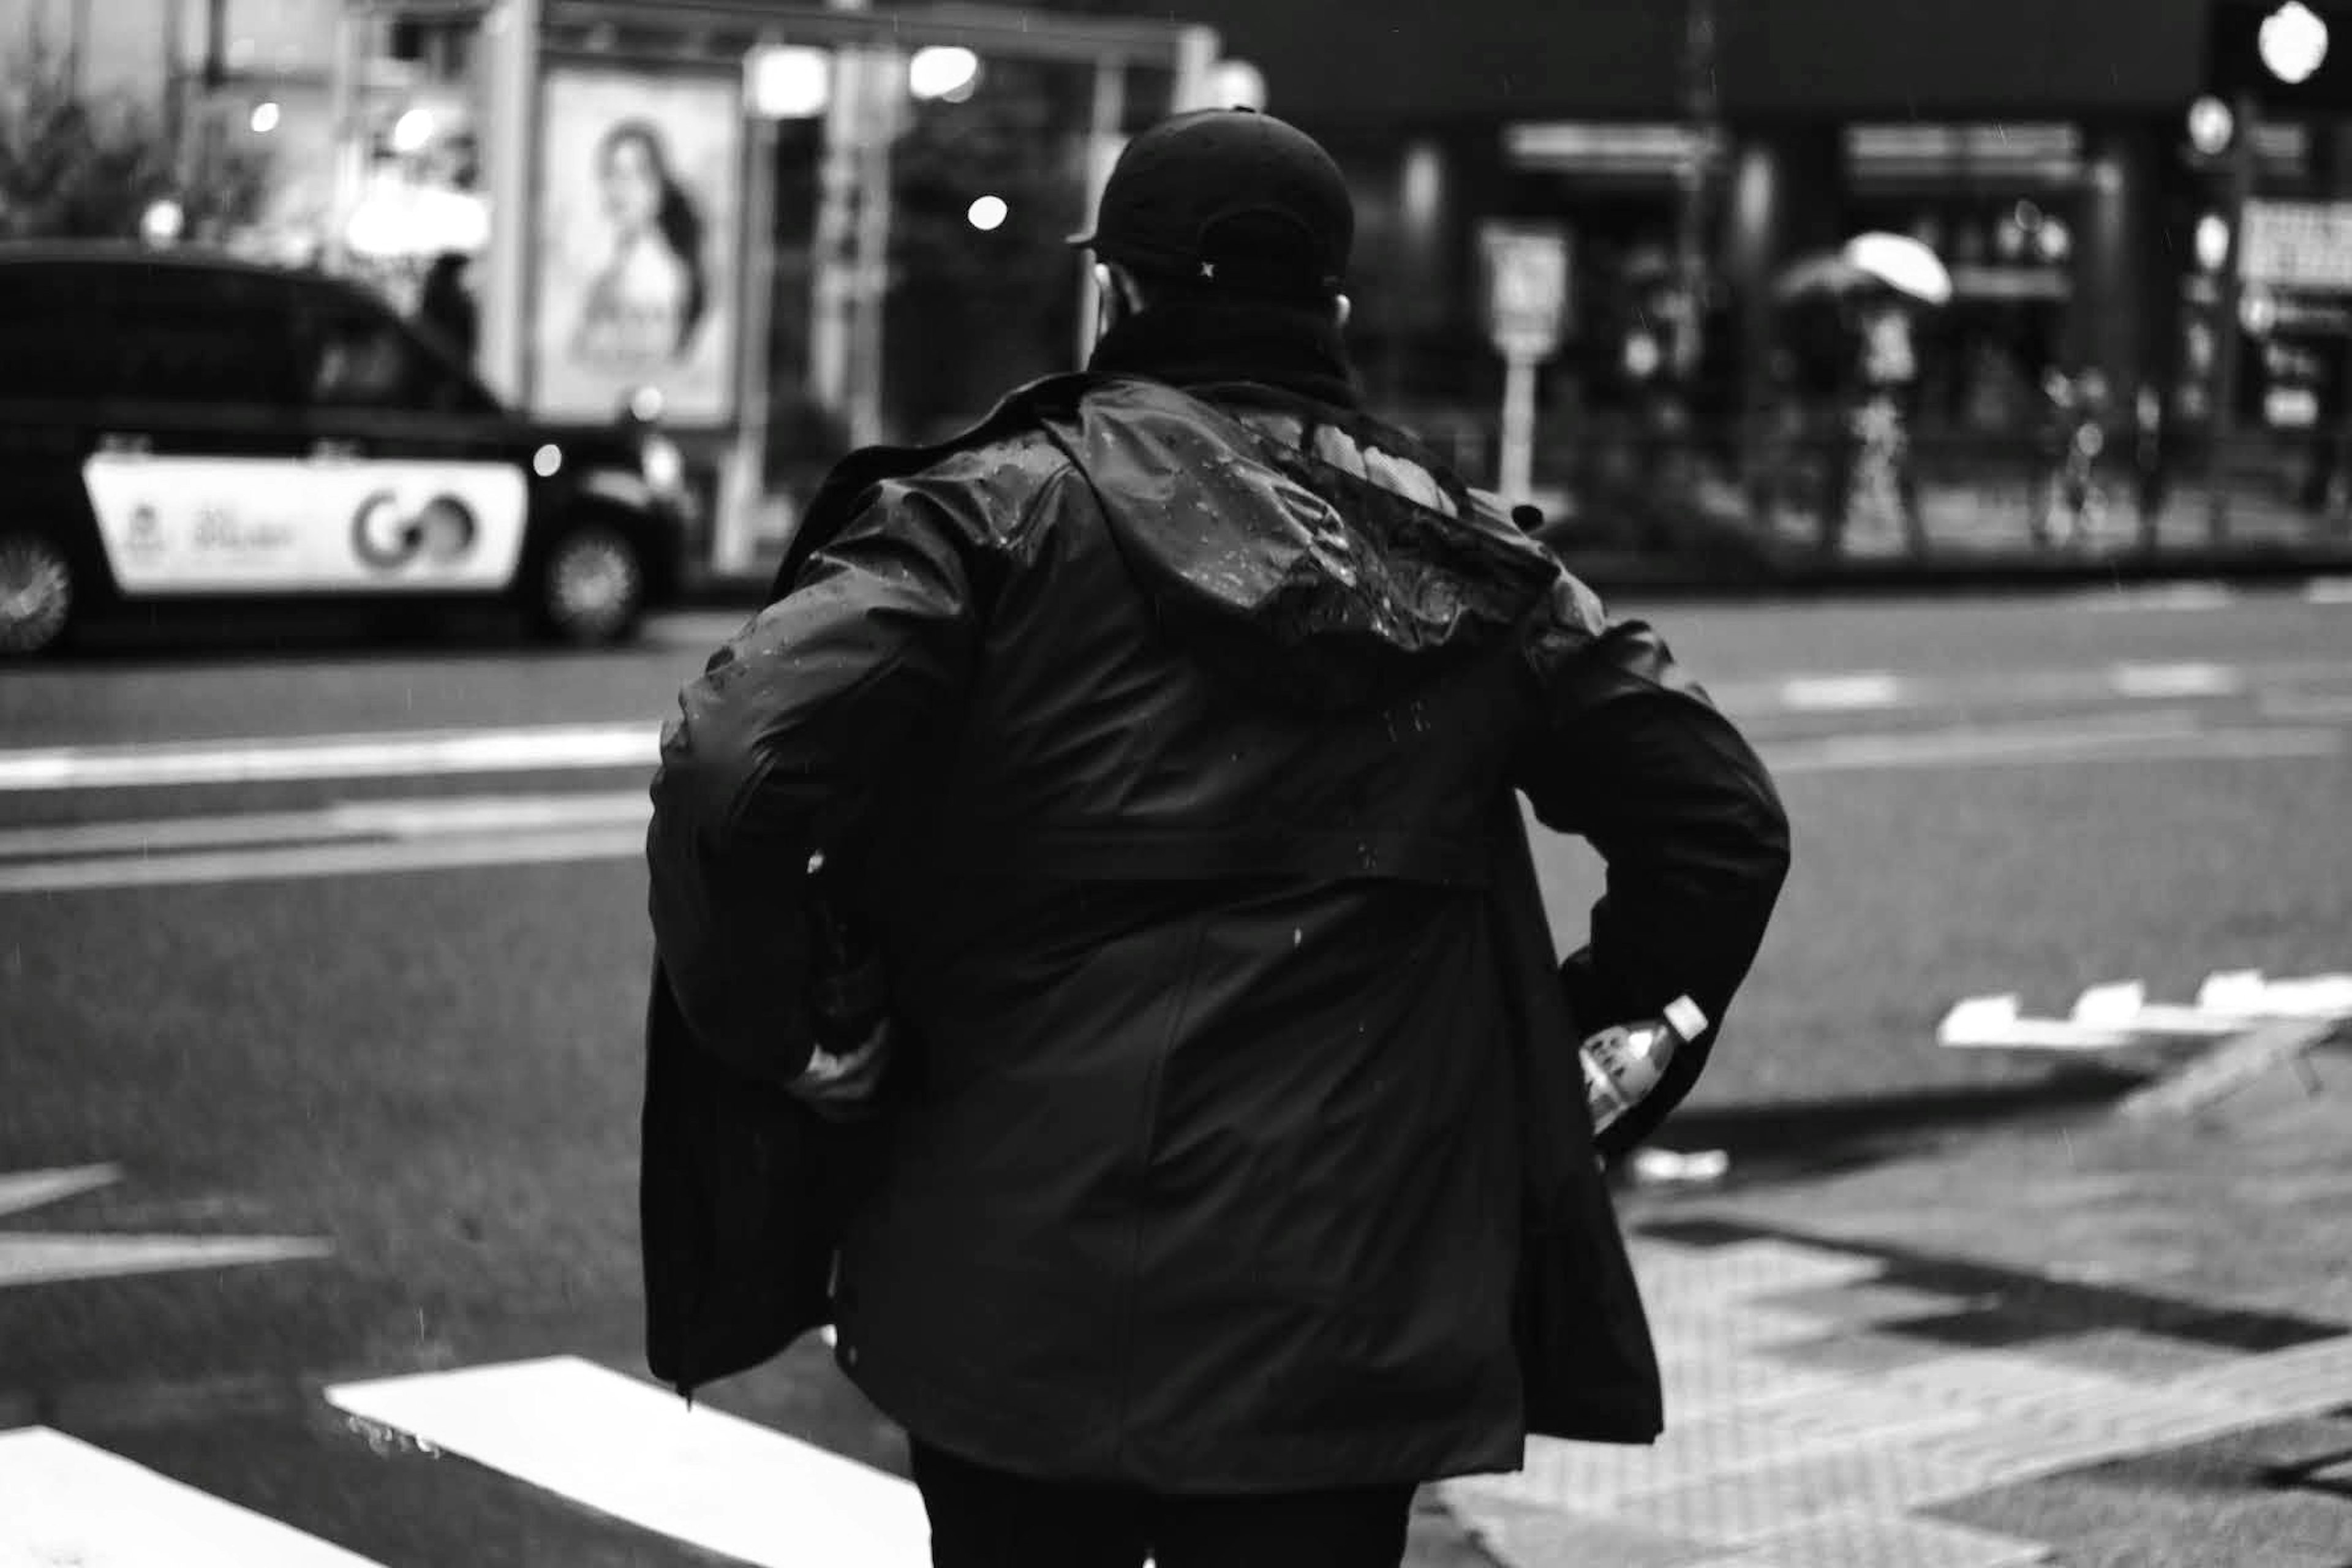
[
  {"xmin": 749, "ymin": 44, "xmax": 832, "ymax": 120},
  {"xmin": 2196, "ymin": 213, "xmax": 2233, "ymax": 273},
  {"xmin": 250, "ymin": 100, "xmax": 281, "ymax": 135},
  {"xmin": 2242, "ymin": 286, "xmax": 2280, "ymax": 335},
  {"xmin": 1206, "ymin": 59, "xmax": 1268, "ymax": 113},
  {"xmin": 2187, "ymin": 94, "xmax": 2235, "ymax": 156},
  {"xmin": 908, "ymin": 47, "xmax": 981, "ymax": 103},
  {"xmin": 967, "ymin": 195, "xmax": 1009, "ymax": 232},
  {"xmin": 140, "ymin": 200, "xmax": 184, "ymax": 247},
  {"xmin": 2260, "ymin": 1, "xmax": 2329, "ymax": 84},
  {"xmin": 391, "ymin": 108, "xmax": 439, "ymax": 156}
]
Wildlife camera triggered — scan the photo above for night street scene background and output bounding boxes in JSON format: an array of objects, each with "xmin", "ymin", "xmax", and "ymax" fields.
[{"xmin": 2, "ymin": 1, "xmax": 2350, "ymax": 1565}]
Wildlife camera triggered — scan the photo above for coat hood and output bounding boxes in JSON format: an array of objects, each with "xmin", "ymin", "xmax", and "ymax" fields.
[{"xmin": 1041, "ymin": 379, "xmax": 1561, "ymax": 713}]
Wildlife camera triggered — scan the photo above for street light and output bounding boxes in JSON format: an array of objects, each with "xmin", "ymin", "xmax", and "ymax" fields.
[
  {"xmin": 748, "ymin": 45, "xmax": 832, "ymax": 121},
  {"xmin": 908, "ymin": 46, "xmax": 979, "ymax": 103},
  {"xmin": 2259, "ymin": 1, "xmax": 2331, "ymax": 83},
  {"xmin": 2187, "ymin": 94, "xmax": 2236, "ymax": 156}
]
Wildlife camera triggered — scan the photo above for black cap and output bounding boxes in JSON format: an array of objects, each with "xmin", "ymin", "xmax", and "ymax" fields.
[{"xmin": 1068, "ymin": 108, "xmax": 1352, "ymax": 300}]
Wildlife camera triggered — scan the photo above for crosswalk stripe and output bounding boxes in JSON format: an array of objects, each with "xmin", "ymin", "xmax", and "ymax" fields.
[
  {"xmin": 0, "ymin": 792, "xmax": 650, "ymax": 861},
  {"xmin": 0, "ymin": 826, "xmax": 648, "ymax": 894},
  {"xmin": 325, "ymin": 1356, "xmax": 931, "ymax": 1567},
  {"xmin": 0, "ymin": 1427, "xmax": 386, "ymax": 1566},
  {"xmin": 1774, "ymin": 673, "xmax": 1908, "ymax": 712},
  {"xmin": 0, "ymin": 725, "xmax": 659, "ymax": 793}
]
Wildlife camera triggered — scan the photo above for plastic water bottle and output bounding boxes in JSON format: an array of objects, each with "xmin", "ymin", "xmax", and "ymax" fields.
[{"xmin": 1581, "ymin": 996, "xmax": 1709, "ymax": 1134}]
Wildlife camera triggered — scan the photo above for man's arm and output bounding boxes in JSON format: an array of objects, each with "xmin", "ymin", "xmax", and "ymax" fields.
[
  {"xmin": 645, "ymin": 478, "xmax": 987, "ymax": 1086},
  {"xmin": 1513, "ymin": 576, "xmax": 1792, "ymax": 1156}
]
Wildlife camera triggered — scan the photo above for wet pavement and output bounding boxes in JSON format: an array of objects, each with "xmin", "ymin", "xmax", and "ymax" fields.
[{"xmin": 1437, "ymin": 1048, "xmax": 2352, "ymax": 1567}]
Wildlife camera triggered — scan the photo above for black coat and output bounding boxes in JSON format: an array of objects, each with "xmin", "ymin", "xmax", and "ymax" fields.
[{"xmin": 641, "ymin": 375, "xmax": 1789, "ymax": 1488}]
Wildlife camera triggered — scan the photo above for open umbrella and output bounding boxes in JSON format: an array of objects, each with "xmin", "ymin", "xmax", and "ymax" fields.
[
  {"xmin": 1842, "ymin": 232, "xmax": 1953, "ymax": 306},
  {"xmin": 1773, "ymin": 234, "xmax": 1955, "ymax": 308}
]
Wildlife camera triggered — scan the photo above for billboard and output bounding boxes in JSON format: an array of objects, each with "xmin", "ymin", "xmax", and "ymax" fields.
[{"xmin": 532, "ymin": 67, "xmax": 741, "ymax": 424}]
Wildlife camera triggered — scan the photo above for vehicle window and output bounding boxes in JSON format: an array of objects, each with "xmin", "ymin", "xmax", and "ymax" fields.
[
  {"xmin": 0, "ymin": 266, "xmax": 303, "ymax": 407},
  {"xmin": 0, "ymin": 305, "xmax": 108, "ymax": 400},
  {"xmin": 306, "ymin": 305, "xmax": 483, "ymax": 414}
]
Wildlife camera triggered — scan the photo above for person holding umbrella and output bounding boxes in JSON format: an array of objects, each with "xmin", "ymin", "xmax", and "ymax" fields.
[{"xmin": 1773, "ymin": 234, "xmax": 1952, "ymax": 558}]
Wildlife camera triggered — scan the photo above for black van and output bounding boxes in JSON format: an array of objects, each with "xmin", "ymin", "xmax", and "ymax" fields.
[{"xmin": 0, "ymin": 243, "xmax": 695, "ymax": 655}]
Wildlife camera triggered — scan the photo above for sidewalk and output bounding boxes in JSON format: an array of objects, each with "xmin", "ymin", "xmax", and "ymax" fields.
[{"xmin": 1417, "ymin": 1036, "xmax": 2352, "ymax": 1568}]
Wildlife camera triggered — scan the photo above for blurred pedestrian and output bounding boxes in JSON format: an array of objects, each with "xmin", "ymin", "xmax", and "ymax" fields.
[
  {"xmin": 415, "ymin": 251, "xmax": 478, "ymax": 368},
  {"xmin": 643, "ymin": 107, "xmax": 1789, "ymax": 1568}
]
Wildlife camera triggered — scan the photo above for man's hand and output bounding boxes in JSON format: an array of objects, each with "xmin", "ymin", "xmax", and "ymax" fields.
[{"xmin": 793, "ymin": 1022, "xmax": 895, "ymax": 1122}]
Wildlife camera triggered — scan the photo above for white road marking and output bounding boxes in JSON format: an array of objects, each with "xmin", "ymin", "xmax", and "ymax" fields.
[
  {"xmin": 1766, "ymin": 712, "xmax": 2191, "ymax": 771},
  {"xmin": 0, "ymin": 792, "xmax": 649, "ymax": 861},
  {"xmin": 2075, "ymin": 581, "xmax": 2235, "ymax": 612},
  {"xmin": 1942, "ymin": 971, "xmax": 2352, "ymax": 1056},
  {"xmin": 2108, "ymin": 661, "xmax": 2242, "ymax": 699},
  {"xmin": 0, "ymin": 1428, "xmax": 386, "ymax": 1566},
  {"xmin": 1765, "ymin": 708, "xmax": 2342, "ymax": 774},
  {"xmin": 0, "ymin": 1163, "xmax": 121, "ymax": 1219},
  {"xmin": 1774, "ymin": 673, "xmax": 1907, "ymax": 712},
  {"xmin": 0, "ymin": 723, "xmax": 659, "ymax": 793},
  {"xmin": 2259, "ymin": 691, "xmax": 2352, "ymax": 722},
  {"xmin": 0, "ymin": 824, "xmax": 647, "ymax": 894},
  {"xmin": 2307, "ymin": 576, "xmax": 2352, "ymax": 604},
  {"xmin": 0, "ymin": 1166, "xmax": 331, "ymax": 1291},
  {"xmin": 0, "ymin": 1231, "xmax": 333, "ymax": 1289},
  {"xmin": 1939, "ymin": 995, "xmax": 2140, "ymax": 1053},
  {"xmin": 326, "ymin": 1356, "xmax": 930, "ymax": 1568}
]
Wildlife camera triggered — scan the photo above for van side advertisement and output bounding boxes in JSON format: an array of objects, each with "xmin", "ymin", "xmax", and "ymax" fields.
[
  {"xmin": 83, "ymin": 457, "xmax": 529, "ymax": 595},
  {"xmin": 532, "ymin": 67, "xmax": 742, "ymax": 426}
]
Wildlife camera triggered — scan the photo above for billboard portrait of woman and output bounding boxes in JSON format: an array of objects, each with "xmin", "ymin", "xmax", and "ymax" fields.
[
  {"xmin": 534, "ymin": 69, "xmax": 740, "ymax": 423},
  {"xmin": 575, "ymin": 121, "xmax": 709, "ymax": 367}
]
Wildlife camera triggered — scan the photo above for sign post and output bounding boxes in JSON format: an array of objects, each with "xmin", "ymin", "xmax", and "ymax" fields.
[{"xmin": 1480, "ymin": 224, "xmax": 1570, "ymax": 504}]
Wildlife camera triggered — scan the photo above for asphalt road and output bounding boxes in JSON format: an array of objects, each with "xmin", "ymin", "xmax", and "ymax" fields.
[{"xmin": 2, "ymin": 582, "xmax": 2349, "ymax": 1565}]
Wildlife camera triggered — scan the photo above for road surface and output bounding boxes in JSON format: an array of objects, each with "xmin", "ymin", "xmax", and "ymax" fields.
[{"xmin": 3, "ymin": 584, "xmax": 2348, "ymax": 1564}]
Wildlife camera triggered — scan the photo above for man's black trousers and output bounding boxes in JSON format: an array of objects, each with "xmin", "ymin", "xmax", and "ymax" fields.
[{"xmin": 908, "ymin": 1441, "xmax": 1418, "ymax": 1568}]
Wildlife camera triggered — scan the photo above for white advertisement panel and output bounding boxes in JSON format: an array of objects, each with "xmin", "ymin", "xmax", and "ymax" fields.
[
  {"xmin": 2241, "ymin": 200, "xmax": 2352, "ymax": 295},
  {"xmin": 83, "ymin": 456, "xmax": 529, "ymax": 595},
  {"xmin": 532, "ymin": 67, "xmax": 742, "ymax": 424}
]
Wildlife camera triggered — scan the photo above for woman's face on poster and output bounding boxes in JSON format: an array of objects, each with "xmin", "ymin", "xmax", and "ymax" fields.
[{"xmin": 600, "ymin": 133, "xmax": 663, "ymax": 236}]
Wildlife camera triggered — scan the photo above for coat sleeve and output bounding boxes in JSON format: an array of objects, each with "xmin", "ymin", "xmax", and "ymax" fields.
[
  {"xmin": 645, "ymin": 478, "xmax": 989, "ymax": 1086},
  {"xmin": 1511, "ymin": 575, "xmax": 1792, "ymax": 1157}
]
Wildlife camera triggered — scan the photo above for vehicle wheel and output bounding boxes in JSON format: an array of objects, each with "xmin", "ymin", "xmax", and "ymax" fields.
[
  {"xmin": 0, "ymin": 529, "xmax": 77, "ymax": 657},
  {"xmin": 529, "ymin": 520, "xmax": 646, "ymax": 646}
]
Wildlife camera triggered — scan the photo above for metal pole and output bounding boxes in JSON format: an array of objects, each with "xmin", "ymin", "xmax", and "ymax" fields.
[
  {"xmin": 481, "ymin": 0, "xmax": 541, "ymax": 405},
  {"xmin": 1172, "ymin": 24, "xmax": 1216, "ymax": 116},
  {"xmin": 2207, "ymin": 88, "xmax": 2260, "ymax": 545},
  {"xmin": 807, "ymin": 10, "xmax": 867, "ymax": 424},
  {"xmin": 1074, "ymin": 51, "xmax": 1126, "ymax": 369},
  {"xmin": 321, "ymin": 2, "xmax": 359, "ymax": 274},
  {"xmin": 845, "ymin": 44, "xmax": 898, "ymax": 448},
  {"xmin": 1673, "ymin": 0, "xmax": 1719, "ymax": 382},
  {"xmin": 723, "ymin": 72, "xmax": 782, "ymax": 576},
  {"xmin": 1498, "ymin": 350, "xmax": 1539, "ymax": 501},
  {"xmin": 163, "ymin": 0, "xmax": 187, "ymax": 159}
]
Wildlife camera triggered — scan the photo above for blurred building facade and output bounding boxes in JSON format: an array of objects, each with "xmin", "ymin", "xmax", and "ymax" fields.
[
  {"xmin": 17, "ymin": 0, "xmax": 2352, "ymax": 549},
  {"xmin": 1045, "ymin": 0, "xmax": 2352, "ymax": 480}
]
